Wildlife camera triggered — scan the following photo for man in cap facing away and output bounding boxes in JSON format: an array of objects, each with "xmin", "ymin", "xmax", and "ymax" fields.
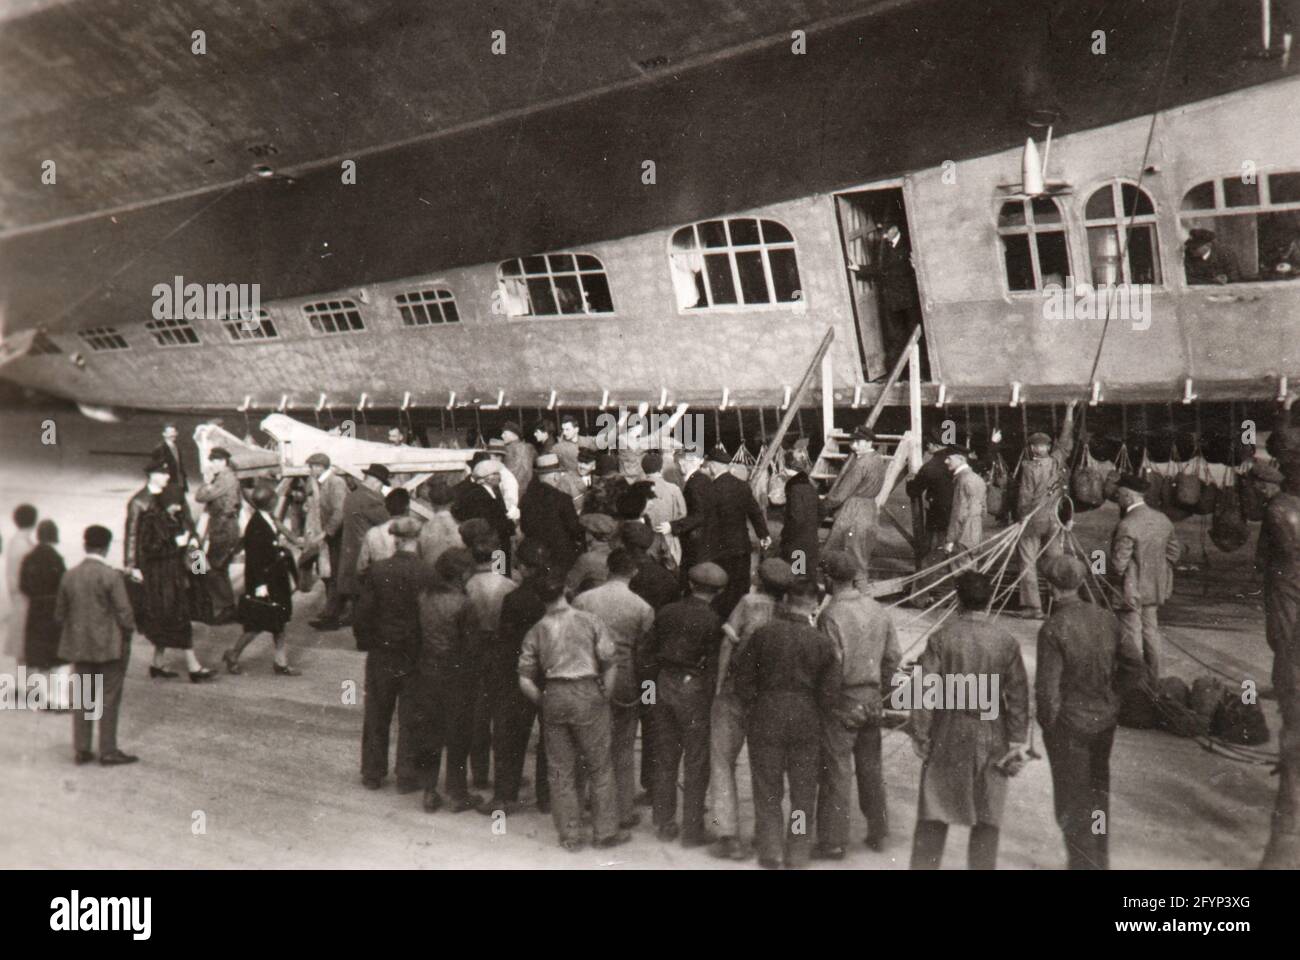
[
  {"xmin": 1036, "ymin": 554, "xmax": 1145, "ymax": 870},
  {"xmin": 1013, "ymin": 400, "xmax": 1077, "ymax": 618},
  {"xmin": 733, "ymin": 576, "xmax": 841, "ymax": 868},
  {"xmin": 518, "ymin": 570, "xmax": 630, "ymax": 851},
  {"xmin": 815, "ymin": 549, "xmax": 902, "ymax": 858},
  {"xmin": 520, "ymin": 454, "xmax": 584, "ymax": 574},
  {"xmin": 708, "ymin": 556, "xmax": 793, "ymax": 859},
  {"xmin": 909, "ymin": 571, "xmax": 1029, "ymax": 870},
  {"xmin": 645, "ymin": 561, "xmax": 727, "ymax": 846},
  {"xmin": 1109, "ymin": 473, "xmax": 1182, "ymax": 679},
  {"xmin": 334, "ymin": 463, "xmax": 392, "ymax": 629}
]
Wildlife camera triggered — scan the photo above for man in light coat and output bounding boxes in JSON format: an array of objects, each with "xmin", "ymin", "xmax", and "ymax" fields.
[
  {"xmin": 824, "ymin": 424, "xmax": 886, "ymax": 586},
  {"xmin": 194, "ymin": 446, "xmax": 242, "ymax": 623},
  {"xmin": 1109, "ymin": 474, "xmax": 1182, "ymax": 680},
  {"xmin": 306, "ymin": 452, "xmax": 349, "ymax": 629},
  {"xmin": 943, "ymin": 448, "xmax": 987, "ymax": 558}
]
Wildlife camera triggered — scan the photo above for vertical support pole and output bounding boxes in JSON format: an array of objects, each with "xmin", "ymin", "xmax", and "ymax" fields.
[
  {"xmin": 908, "ymin": 343, "xmax": 926, "ymax": 570},
  {"xmin": 821, "ymin": 351, "xmax": 835, "ymax": 444}
]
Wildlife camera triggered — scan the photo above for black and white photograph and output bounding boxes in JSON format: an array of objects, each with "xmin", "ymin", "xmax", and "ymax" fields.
[{"xmin": 0, "ymin": 0, "xmax": 1296, "ymax": 932}]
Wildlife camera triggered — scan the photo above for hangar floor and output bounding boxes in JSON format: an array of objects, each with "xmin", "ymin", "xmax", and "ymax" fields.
[{"xmin": 0, "ymin": 405, "xmax": 1280, "ymax": 869}]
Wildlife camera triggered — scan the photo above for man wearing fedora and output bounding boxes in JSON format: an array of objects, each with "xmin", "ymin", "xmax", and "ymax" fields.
[
  {"xmin": 708, "ymin": 445, "xmax": 771, "ymax": 619},
  {"xmin": 333, "ymin": 463, "xmax": 392, "ymax": 629},
  {"xmin": 520, "ymin": 453, "xmax": 584, "ymax": 574},
  {"xmin": 307, "ymin": 452, "xmax": 350, "ymax": 630},
  {"xmin": 453, "ymin": 459, "xmax": 515, "ymax": 572},
  {"xmin": 193, "ymin": 445, "xmax": 242, "ymax": 624},
  {"xmin": 500, "ymin": 421, "xmax": 535, "ymax": 491},
  {"xmin": 1109, "ymin": 473, "xmax": 1182, "ymax": 680},
  {"xmin": 824, "ymin": 424, "xmax": 887, "ymax": 586}
]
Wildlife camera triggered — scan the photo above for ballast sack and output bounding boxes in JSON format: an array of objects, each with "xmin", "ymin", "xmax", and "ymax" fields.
[
  {"xmin": 1209, "ymin": 483, "xmax": 1250, "ymax": 553},
  {"xmin": 1070, "ymin": 446, "xmax": 1105, "ymax": 511},
  {"xmin": 1118, "ymin": 681, "xmax": 1159, "ymax": 730},
  {"xmin": 1212, "ymin": 691, "xmax": 1270, "ymax": 746},
  {"xmin": 1174, "ymin": 459, "xmax": 1202, "ymax": 508},
  {"xmin": 985, "ymin": 454, "xmax": 1009, "ymax": 518},
  {"xmin": 1153, "ymin": 676, "xmax": 1199, "ymax": 738},
  {"xmin": 1190, "ymin": 675, "xmax": 1227, "ymax": 734},
  {"xmin": 1239, "ymin": 472, "xmax": 1267, "ymax": 522}
]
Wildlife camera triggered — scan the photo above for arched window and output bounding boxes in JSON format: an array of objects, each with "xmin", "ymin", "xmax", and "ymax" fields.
[
  {"xmin": 669, "ymin": 218, "xmax": 802, "ymax": 310},
  {"xmin": 1179, "ymin": 172, "xmax": 1300, "ymax": 284},
  {"xmin": 996, "ymin": 197, "xmax": 1070, "ymax": 291},
  {"xmin": 1084, "ymin": 181, "xmax": 1161, "ymax": 285},
  {"xmin": 497, "ymin": 254, "xmax": 614, "ymax": 317}
]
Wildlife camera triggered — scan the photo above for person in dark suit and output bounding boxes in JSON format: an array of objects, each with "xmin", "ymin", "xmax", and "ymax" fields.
[
  {"xmin": 55, "ymin": 525, "xmax": 137, "ymax": 766},
  {"xmin": 20, "ymin": 519, "xmax": 66, "ymax": 675},
  {"xmin": 779, "ymin": 470, "xmax": 820, "ymax": 577},
  {"xmin": 1109, "ymin": 475, "xmax": 1183, "ymax": 680},
  {"xmin": 660, "ymin": 447, "xmax": 717, "ymax": 587},
  {"xmin": 151, "ymin": 422, "xmax": 190, "ymax": 494},
  {"xmin": 852, "ymin": 218, "xmax": 925, "ymax": 376},
  {"xmin": 222, "ymin": 484, "xmax": 300, "ymax": 676},
  {"xmin": 906, "ymin": 430, "xmax": 958, "ymax": 557},
  {"xmin": 353, "ymin": 517, "xmax": 430, "ymax": 791},
  {"xmin": 706, "ymin": 448, "xmax": 771, "ymax": 619},
  {"xmin": 520, "ymin": 454, "xmax": 584, "ymax": 574},
  {"xmin": 452, "ymin": 459, "xmax": 515, "ymax": 571}
]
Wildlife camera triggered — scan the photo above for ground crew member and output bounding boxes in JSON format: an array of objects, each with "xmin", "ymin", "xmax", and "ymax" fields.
[
  {"xmin": 733, "ymin": 577, "xmax": 840, "ymax": 869},
  {"xmin": 1036, "ymin": 555, "xmax": 1144, "ymax": 869},
  {"xmin": 814, "ymin": 550, "xmax": 901, "ymax": 857},
  {"xmin": 518, "ymin": 571, "xmax": 630, "ymax": 852},
  {"xmin": 193, "ymin": 446, "xmax": 241, "ymax": 623},
  {"xmin": 944, "ymin": 448, "xmax": 987, "ymax": 558},
  {"xmin": 909, "ymin": 570, "xmax": 1029, "ymax": 870},
  {"xmin": 1014, "ymin": 400, "xmax": 1076, "ymax": 618},
  {"xmin": 645, "ymin": 561, "xmax": 726, "ymax": 846},
  {"xmin": 824, "ymin": 424, "xmax": 886, "ymax": 585},
  {"xmin": 708, "ymin": 557, "xmax": 792, "ymax": 860}
]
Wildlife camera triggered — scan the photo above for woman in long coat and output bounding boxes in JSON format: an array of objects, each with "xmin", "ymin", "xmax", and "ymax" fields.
[
  {"xmin": 223, "ymin": 484, "xmax": 300, "ymax": 675},
  {"xmin": 127, "ymin": 462, "xmax": 215, "ymax": 682},
  {"xmin": 19, "ymin": 519, "xmax": 66, "ymax": 672},
  {"xmin": 779, "ymin": 470, "xmax": 820, "ymax": 575}
]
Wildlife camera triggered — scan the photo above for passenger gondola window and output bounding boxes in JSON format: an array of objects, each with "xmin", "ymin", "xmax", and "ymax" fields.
[
  {"xmin": 1084, "ymin": 181, "xmax": 1161, "ymax": 286},
  {"xmin": 997, "ymin": 197, "xmax": 1070, "ymax": 292},
  {"xmin": 395, "ymin": 289, "xmax": 460, "ymax": 325},
  {"xmin": 77, "ymin": 327, "xmax": 129, "ymax": 351},
  {"xmin": 221, "ymin": 309, "xmax": 279, "ymax": 342},
  {"xmin": 669, "ymin": 218, "xmax": 802, "ymax": 310},
  {"xmin": 303, "ymin": 299, "xmax": 366, "ymax": 334},
  {"xmin": 1180, "ymin": 173, "xmax": 1300, "ymax": 284},
  {"xmin": 144, "ymin": 318, "xmax": 201, "ymax": 347},
  {"xmin": 497, "ymin": 255, "xmax": 613, "ymax": 317}
]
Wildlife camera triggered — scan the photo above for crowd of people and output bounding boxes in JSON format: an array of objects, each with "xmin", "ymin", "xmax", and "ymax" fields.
[{"xmin": 2, "ymin": 398, "xmax": 1297, "ymax": 869}]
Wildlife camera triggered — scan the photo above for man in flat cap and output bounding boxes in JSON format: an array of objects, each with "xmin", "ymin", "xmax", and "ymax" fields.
[
  {"xmin": 193, "ymin": 445, "xmax": 241, "ymax": 623},
  {"xmin": 520, "ymin": 454, "xmax": 584, "ymax": 574},
  {"xmin": 568, "ymin": 513, "xmax": 618, "ymax": 593},
  {"xmin": 708, "ymin": 556, "xmax": 793, "ymax": 859},
  {"xmin": 518, "ymin": 568, "xmax": 629, "ymax": 851},
  {"xmin": 306, "ymin": 452, "xmax": 349, "ymax": 629},
  {"xmin": 909, "ymin": 571, "xmax": 1029, "ymax": 870},
  {"xmin": 906, "ymin": 426, "xmax": 958, "ymax": 558},
  {"xmin": 645, "ymin": 561, "xmax": 726, "ymax": 846},
  {"xmin": 1036, "ymin": 554, "xmax": 1145, "ymax": 869},
  {"xmin": 707, "ymin": 445, "xmax": 771, "ymax": 619},
  {"xmin": 733, "ymin": 576, "xmax": 841, "ymax": 868},
  {"xmin": 815, "ymin": 549, "xmax": 902, "ymax": 857},
  {"xmin": 943, "ymin": 447, "xmax": 987, "ymax": 558},
  {"xmin": 1109, "ymin": 473, "xmax": 1182, "ymax": 680},
  {"xmin": 1259, "ymin": 435, "xmax": 1300, "ymax": 868},
  {"xmin": 824, "ymin": 424, "xmax": 887, "ymax": 588},
  {"xmin": 333, "ymin": 464, "xmax": 393, "ymax": 628},
  {"xmin": 1014, "ymin": 400, "xmax": 1077, "ymax": 619},
  {"xmin": 572, "ymin": 548, "xmax": 656, "ymax": 828}
]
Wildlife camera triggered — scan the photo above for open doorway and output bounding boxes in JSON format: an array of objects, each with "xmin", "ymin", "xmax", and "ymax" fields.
[{"xmin": 834, "ymin": 187, "xmax": 931, "ymax": 382}]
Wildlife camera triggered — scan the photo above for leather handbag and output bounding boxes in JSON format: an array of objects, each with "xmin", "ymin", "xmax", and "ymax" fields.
[{"xmin": 238, "ymin": 594, "xmax": 286, "ymax": 634}]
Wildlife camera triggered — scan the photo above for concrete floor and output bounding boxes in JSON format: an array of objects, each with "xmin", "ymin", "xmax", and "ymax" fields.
[{"xmin": 0, "ymin": 404, "xmax": 1282, "ymax": 869}]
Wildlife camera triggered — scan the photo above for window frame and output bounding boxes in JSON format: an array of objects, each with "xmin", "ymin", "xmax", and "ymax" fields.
[
  {"xmin": 78, "ymin": 326, "xmax": 130, "ymax": 352},
  {"xmin": 394, "ymin": 288, "xmax": 461, "ymax": 327},
  {"xmin": 143, "ymin": 317, "xmax": 202, "ymax": 348},
  {"xmin": 495, "ymin": 253, "xmax": 616, "ymax": 319},
  {"xmin": 668, "ymin": 217, "xmax": 805, "ymax": 313},
  {"xmin": 1081, "ymin": 179, "xmax": 1164, "ymax": 288},
  {"xmin": 995, "ymin": 196, "xmax": 1072, "ymax": 295},
  {"xmin": 219, "ymin": 308, "xmax": 280, "ymax": 343},
  {"xmin": 1178, "ymin": 171, "xmax": 1300, "ymax": 287},
  {"xmin": 302, "ymin": 298, "xmax": 366, "ymax": 336}
]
